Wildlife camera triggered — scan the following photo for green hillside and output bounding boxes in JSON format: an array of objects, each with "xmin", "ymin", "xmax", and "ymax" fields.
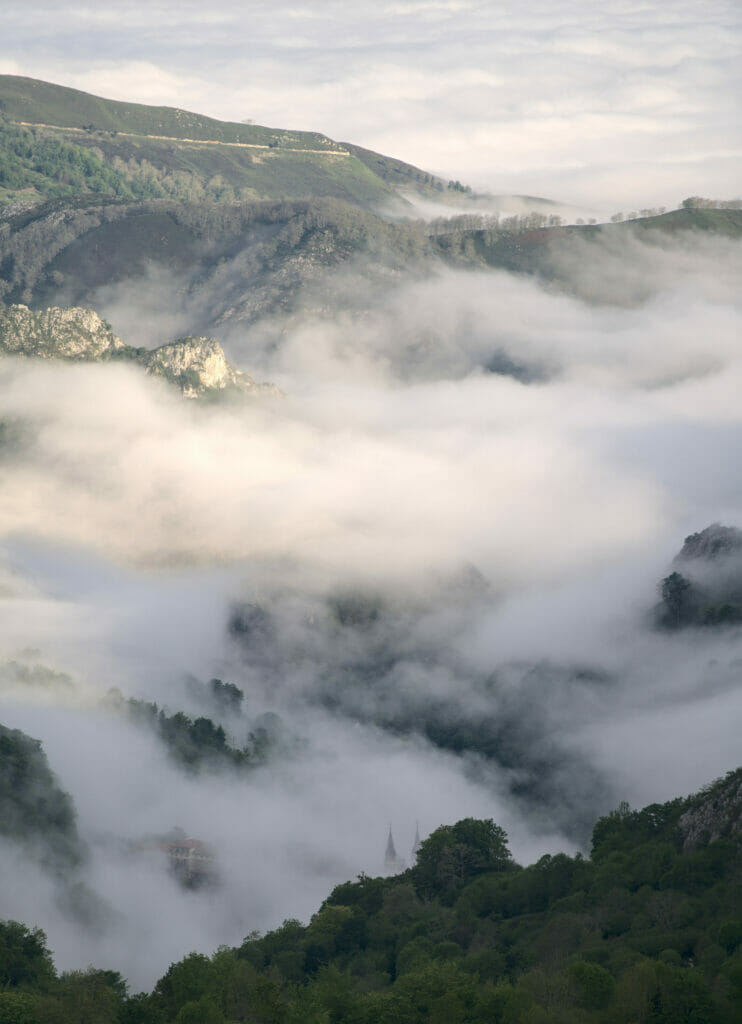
[
  {"xmin": 0, "ymin": 76, "xmax": 451, "ymax": 210},
  {"xmin": 628, "ymin": 206, "xmax": 742, "ymax": 237},
  {"xmin": 0, "ymin": 722, "xmax": 84, "ymax": 874},
  {"xmin": 430, "ymin": 207, "xmax": 742, "ymax": 277},
  {"xmin": 0, "ymin": 74, "xmax": 343, "ymax": 150},
  {"xmin": 2, "ymin": 766, "xmax": 742, "ymax": 1022},
  {"xmin": 0, "ymin": 195, "xmax": 432, "ymax": 315},
  {"xmin": 342, "ymin": 141, "xmax": 464, "ymax": 198},
  {"xmin": 0, "ymin": 117, "xmax": 394, "ymax": 210},
  {"xmin": 1, "ymin": 193, "xmax": 739, "ymax": 340}
]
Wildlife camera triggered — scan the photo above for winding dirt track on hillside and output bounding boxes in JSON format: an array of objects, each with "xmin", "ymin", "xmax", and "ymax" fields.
[{"xmin": 12, "ymin": 121, "xmax": 350, "ymax": 157}]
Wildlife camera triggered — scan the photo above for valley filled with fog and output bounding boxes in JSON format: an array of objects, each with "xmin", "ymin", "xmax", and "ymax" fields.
[{"xmin": 1, "ymin": 221, "xmax": 741, "ymax": 987}]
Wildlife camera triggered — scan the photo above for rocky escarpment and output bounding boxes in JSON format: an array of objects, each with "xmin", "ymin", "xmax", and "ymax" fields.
[
  {"xmin": 679, "ymin": 768, "xmax": 742, "ymax": 851},
  {"xmin": 143, "ymin": 335, "xmax": 280, "ymax": 399},
  {"xmin": 0, "ymin": 303, "xmax": 125, "ymax": 359},
  {"xmin": 0, "ymin": 303, "xmax": 278, "ymax": 399}
]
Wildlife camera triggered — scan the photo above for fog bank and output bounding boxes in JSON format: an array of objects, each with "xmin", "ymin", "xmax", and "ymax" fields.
[{"xmin": 1, "ymin": 227, "xmax": 742, "ymax": 986}]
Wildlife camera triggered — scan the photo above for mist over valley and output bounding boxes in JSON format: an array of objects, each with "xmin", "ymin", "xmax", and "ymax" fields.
[{"xmin": 0, "ymin": 12, "xmax": 741, "ymax": 1017}]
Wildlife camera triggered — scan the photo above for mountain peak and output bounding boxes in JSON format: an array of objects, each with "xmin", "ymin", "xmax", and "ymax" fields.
[{"xmin": 144, "ymin": 335, "xmax": 279, "ymax": 399}]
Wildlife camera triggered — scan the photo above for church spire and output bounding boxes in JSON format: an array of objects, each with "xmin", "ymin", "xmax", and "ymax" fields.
[
  {"xmin": 411, "ymin": 822, "xmax": 421, "ymax": 862},
  {"xmin": 384, "ymin": 825, "xmax": 397, "ymax": 871}
]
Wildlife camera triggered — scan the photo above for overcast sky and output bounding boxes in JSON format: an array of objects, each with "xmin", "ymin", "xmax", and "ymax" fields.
[{"xmin": 1, "ymin": 0, "xmax": 740, "ymax": 209}]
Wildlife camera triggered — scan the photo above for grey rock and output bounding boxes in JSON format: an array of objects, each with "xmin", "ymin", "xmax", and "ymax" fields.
[
  {"xmin": 0, "ymin": 303, "xmax": 279, "ymax": 400},
  {"xmin": 144, "ymin": 335, "xmax": 281, "ymax": 399},
  {"xmin": 679, "ymin": 769, "xmax": 742, "ymax": 851},
  {"xmin": 0, "ymin": 303, "xmax": 124, "ymax": 359}
]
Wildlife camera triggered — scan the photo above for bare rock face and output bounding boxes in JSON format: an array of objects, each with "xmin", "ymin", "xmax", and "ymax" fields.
[
  {"xmin": 679, "ymin": 768, "xmax": 742, "ymax": 851},
  {"xmin": 0, "ymin": 304, "xmax": 279, "ymax": 400},
  {"xmin": 143, "ymin": 335, "xmax": 280, "ymax": 399},
  {"xmin": 0, "ymin": 303, "xmax": 125, "ymax": 359}
]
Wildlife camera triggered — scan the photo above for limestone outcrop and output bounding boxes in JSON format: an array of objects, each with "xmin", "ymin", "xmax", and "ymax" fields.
[
  {"xmin": 144, "ymin": 335, "xmax": 280, "ymax": 399},
  {"xmin": 0, "ymin": 304, "xmax": 278, "ymax": 399},
  {"xmin": 0, "ymin": 303, "xmax": 124, "ymax": 359}
]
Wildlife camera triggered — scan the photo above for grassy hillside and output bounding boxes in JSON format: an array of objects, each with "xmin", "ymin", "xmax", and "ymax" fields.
[
  {"xmin": 0, "ymin": 117, "xmax": 395, "ymax": 210},
  {"xmin": 431, "ymin": 207, "xmax": 742, "ymax": 277},
  {"xmin": 0, "ymin": 74, "xmax": 343, "ymax": 150},
  {"xmin": 0, "ymin": 76, "xmax": 407, "ymax": 210},
  {"xmin": 343, "ymin": 141, "xmax": 454, "ymax": 196},
  {"xmin": 0, "ymin": 77, "xmax": 481, "ymax": 211},
  {"xmin": 629, "ymin": 206, "xmax": 742, "ymax": 237}
]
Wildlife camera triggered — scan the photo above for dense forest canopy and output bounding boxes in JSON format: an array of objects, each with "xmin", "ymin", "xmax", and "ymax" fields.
[{"xmin": 1, "ymin": 766, "xmax": 741, "ymax": 1022}]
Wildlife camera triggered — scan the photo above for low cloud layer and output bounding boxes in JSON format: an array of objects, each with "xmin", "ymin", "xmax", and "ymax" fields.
[{"xmin": 1, "ymin": 227, "xmax": 742, "ymax": 987}]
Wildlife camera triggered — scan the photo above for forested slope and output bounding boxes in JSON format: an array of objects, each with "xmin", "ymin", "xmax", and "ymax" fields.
[{"xmin": 1, "ymin": 766, "xmax": 741, "ymax": 1022}]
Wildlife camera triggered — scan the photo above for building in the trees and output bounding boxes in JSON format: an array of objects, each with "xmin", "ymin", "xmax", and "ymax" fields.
[
  {"xmin": 384, "ymin": 826, "xmax": 405, "ymax": 874},
  {"xmin": 385, "ymin": 825, "xmax": 416, "ymax": 874},
  {"xmin": 137, "ymin": 827, "xmax": 217, "ymax": 888}
]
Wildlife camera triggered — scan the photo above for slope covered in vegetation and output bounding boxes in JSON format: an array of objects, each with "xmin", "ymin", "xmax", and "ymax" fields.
[
  {"xmin": 0, "ymin": 75, "xmax": 345, "ymax": 149},
  {"xmin": 656, "ymin": 525, "xmax": 742, "ymax": 630},
  {"xmin": 0, "ymin": 723, "xmax": 84, "ymax": 874},
  {"xmin": 1, "ymin": 767, "xmax": 741, "ymax": 1022},
  {"xmin": 0, "ymin": 76, "xmax": 450, "ymax": 210}
]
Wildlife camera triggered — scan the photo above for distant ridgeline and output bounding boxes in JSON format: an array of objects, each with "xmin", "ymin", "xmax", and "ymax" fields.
[
  {"xmin": 2, "ymin": 78, "xmax": 741, "ymax": 332},
  {"xmin": 0, "ymin": 193, "xmax": 740, "ymax": 356},
  {"xmin": 0, "ymin": 717, "xmax": 219, "ymax": 904},
  {"xmin": 0, "ymin": 74, "xmax": 470, "ymax": 211},
  {"xmin": 0, "ymin": 675, "xmax": 276, "ymax": 891},
  {"xmin": 2, "ymin": 765, "xmax": 742, "ymax": 1022},
  {"xmin": 656, "ymin": 524, "xmax": 742, "ymax": 628},
  {"xmin": 104, "ymin": 678, "xmax": 281, "ymax": 773},
  {"xmin": 0, "ymin": 303, "xmax": 278, "ymax": 399}
]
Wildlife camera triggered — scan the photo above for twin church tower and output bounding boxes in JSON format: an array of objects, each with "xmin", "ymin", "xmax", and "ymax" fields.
[{"xmin": 384, "ymin": 824, "xmax": 421, "ymax": 874}]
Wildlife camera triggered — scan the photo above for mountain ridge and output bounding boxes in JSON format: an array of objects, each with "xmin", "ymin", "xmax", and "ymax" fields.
[
  {"xmin": 0, "ymin": 302, "xmax": 277, "ymax": 398},
  {"xmin": 0, "ymin": 74, "xmax": 344, "ymax": 150},
  {"xmin": 0, "ymin": 75, "xmax": 462, "ymax": 211}
]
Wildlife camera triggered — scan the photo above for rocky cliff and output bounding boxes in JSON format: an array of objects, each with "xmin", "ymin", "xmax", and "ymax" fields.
[
  {"xmin": 0, "ymin": 303, "xmax": 277, "ymax": 399},
  {"xmin": 679, "ymin": 768, "xmax": 742, "ymax": 851},
  {"xmin": 0, "ymin": 303, "xmax": 124, "ymax": 359},
  {"xmin": 143, "ymin": 335, "xmax": 279, "ymax": 399}
]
